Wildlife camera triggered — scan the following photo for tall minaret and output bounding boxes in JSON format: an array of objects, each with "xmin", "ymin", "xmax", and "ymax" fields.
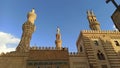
[
  {"xmin": 16, "ymin": 8, "xmax": 37, "ymax": 52},
  {"xmin": 87, "ymin": 10, "xmax": 101, "ymax": 30},
  {"xmin": 55, "ymin": 27, "xmax": 62, "ymax": 50}
]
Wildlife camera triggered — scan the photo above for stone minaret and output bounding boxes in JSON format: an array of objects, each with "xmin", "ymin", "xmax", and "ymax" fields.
[
  {"xmin": 87, "ymin": 10, "xmax": 101, "ymax": 30},
  {"xmin": 16, "ymin": 8, "xmax": 37, "ymax": 52},
  {"xmin": 55, "ymin": 27, "xmax": 62, "ymax": 50}
]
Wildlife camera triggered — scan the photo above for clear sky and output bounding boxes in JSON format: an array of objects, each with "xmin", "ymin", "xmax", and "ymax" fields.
[{"xmin": 0, "ymin": 0, "xmax": 120, "ymax": 53}]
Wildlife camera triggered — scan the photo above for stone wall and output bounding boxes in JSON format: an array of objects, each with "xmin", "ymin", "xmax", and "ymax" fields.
[
  {"xmin": 69, "ymin": 53, "xmax": 89, "ymax": 68},
  {"xmin": 0, "ymin": 52, "xmax": 28, "ymax": 68}
]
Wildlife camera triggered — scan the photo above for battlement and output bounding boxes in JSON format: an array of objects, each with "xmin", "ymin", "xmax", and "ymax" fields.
[
  {"xmin": 69, "ymin": 52, "xmax": 79, "ymax": 55},
  {"xmin": 81, "ymin": 30, "xmax": 120, "ymax": 34},
  {"xmin": 0, "ymin": 51, "xmax": 15, "ymax": 56},
  {"xmin": 69, "ymin": 52, "xmax": 85, "ymax": 57},
  {"xmin": 30, "ymin": 46, "xmax": 68, "ymax": 51},
  {"xmin": 0, "ymin": 46, "xmax": 68, "ymax": 57},
  {"xmin": 0, "ymin": 51, "xmax": 28, "ymax": 57}
]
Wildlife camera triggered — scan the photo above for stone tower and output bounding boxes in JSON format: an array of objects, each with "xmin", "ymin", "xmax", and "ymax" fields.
[
  {"xmin": 87, "ymin": 10, "xmax": 101, "ymax": 30},
  {"xmin": 55, "ymin": 27, "xmax": 62, "ymax": 50},
  {"xmin": 16, "ymin": 8, "xmax": 37, "ymax": 52},
  {"xmin": 76, "ymin": 11, "xmax": 120, "ymax": 68}
]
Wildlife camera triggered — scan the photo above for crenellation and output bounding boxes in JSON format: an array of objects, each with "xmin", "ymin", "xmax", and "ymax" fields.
[
  {"xmin": 81, "ymin": 30, "xmax": 120, "ymax": 36},
  {"xmin": 0, "ymin": 51, "xmax": 28, "ymax": 57},
  {"xmin": 0, "ymin": 52, "xmax": 5, "ymax": 56},
  {"xmin": 82, "ymin": 30, "xmax": 120, "ymax": 34},
  {"xmin": 30, "ymin": 46, "xmax": 68, "ymax": 51},
  {"xmin": 69, "ymin": 52, "xmax": 86, "ymax": 57},
  {"xmin": 69, "ymin": 52, "xmax": 78, "ymax": 55}
]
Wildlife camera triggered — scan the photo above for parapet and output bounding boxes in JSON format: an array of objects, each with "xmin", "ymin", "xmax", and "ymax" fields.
[
  {"xmin": 69, "ymin": 52, "xmax": 79, "ymax": 55},
  {"xmin": 30, "ymin": 46, "xmax": 68, "ymax": 51},
  {"xmin": 0, "ymin": 51, "xmax": 28, "ymax": 57},
  {"xmin": 69, "ymin": 52, "xmax": 85, "ymax": 57},
  {"xmin": 81, "ymin": 30, "xmax": 120, "ymax": 34}
]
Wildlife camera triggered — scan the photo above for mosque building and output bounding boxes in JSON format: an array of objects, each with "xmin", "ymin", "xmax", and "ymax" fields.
[{"xmin": 0, "ymin": 9, "xmax": 120, "ymax": 68}]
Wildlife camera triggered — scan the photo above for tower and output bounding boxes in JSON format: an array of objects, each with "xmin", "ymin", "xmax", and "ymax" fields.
[
  {"xmin": 77, "ymin": 30, "xmax": 120, "ymax": 68},
  {"xmin": 75, "ymin": 11, "xmax": 120, "ymax": 68},
  {"xmin": 55, "ymin": 27, "xmax": 62, "ymax": 50},
  {"xmin": 16, "ymin": 8, "xmax": 37, "ymax": 52},
  {"xmin": 87, "ymin": 10, "xmax": 101, "ymax": 30}
]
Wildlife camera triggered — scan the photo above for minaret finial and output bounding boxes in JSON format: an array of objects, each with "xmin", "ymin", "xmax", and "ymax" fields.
[
  {"xmin": 31, "ymin": 8, "xmax": 35, "ymax": 13},
  {"xmin": 57, "ymin": 26, "xmax": 60, "ymax": 34},
  {"xmin": 27, "ymin": 8, "xmax": 37, "ymax": 24}
]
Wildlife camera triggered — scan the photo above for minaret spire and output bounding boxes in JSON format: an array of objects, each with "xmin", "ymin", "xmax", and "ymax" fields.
[
  {"xmin": 87, "ymin": 10, "xmax": 101, "ymax": 30},
  {"xmin": 87, "ymin": 10, "xmax": 91, "ymax": 16},
  {"xmin": 16, "ymin": 9, "xmax": 37, "ymax": 52},
  {"xmin": 55, "ymin": 26, "xmax": 62, "ymax": 50},
  {"xmin": 91, "ymin": 10, "xmax": 95, "ymax": 16}
]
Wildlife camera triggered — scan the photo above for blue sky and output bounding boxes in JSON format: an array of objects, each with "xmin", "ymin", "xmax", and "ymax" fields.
[{"xmin": 0, "ymin": 0, "xmax": 120, "ymax": 53}]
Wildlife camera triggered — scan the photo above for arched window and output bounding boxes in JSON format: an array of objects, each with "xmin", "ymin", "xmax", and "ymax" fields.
[
  {"xmin": 114, "ymin": 41, "xmax": 119, "ymax": 46},
  {"xmin": 37, "ymin": 66, "xmax": 40, "ymax": 68},
  {"xmin": 91, "ymin": 19, "xmax": 93, "ymax": 22},
  {"xmin": 80, "ymin": 46, "xmax": 83, "ymax": 52},
  {"xmin": 97, "ymin": 50, "xmax": 105, "ymax": 60},
  {"xmin": 56, "ymin": 65, "xmax": 60, "ymax": 68},
  {"xmin": 94, "ymin": 40, "xmax": 99, "ymax": 46},
  {"xmin": 94, "ymin": 19, "xmax": 96, "ymax": 21}
]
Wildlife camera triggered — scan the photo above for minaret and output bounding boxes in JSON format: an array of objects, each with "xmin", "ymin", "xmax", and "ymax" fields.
[
  {"xmin": 87, "ymin": 10, "xmax": 101, "ymax": 30},
  {"xmin": 16, "ymin": 8, "xmax": 37, "ymax": 52},
  {"xmin": 55, "ymin": 27, "xmax": 62, "ymax": 50}
]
